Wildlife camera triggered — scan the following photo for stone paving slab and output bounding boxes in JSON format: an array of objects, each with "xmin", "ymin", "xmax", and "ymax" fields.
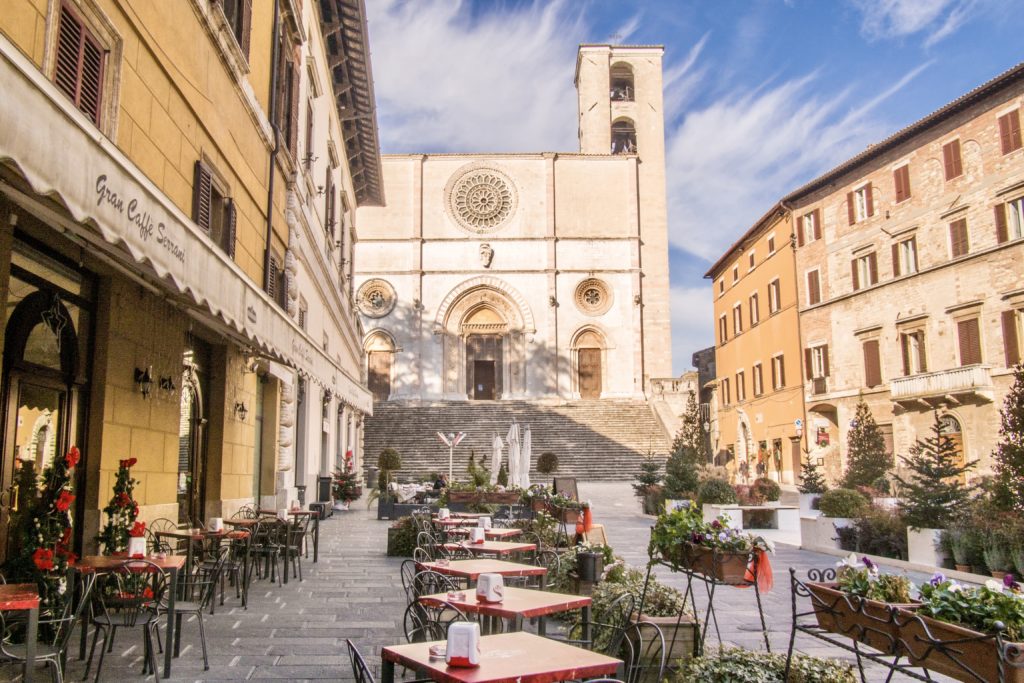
[{"xmin": 0, "ymin": 483, "xmax": 959, "ymax": 681}]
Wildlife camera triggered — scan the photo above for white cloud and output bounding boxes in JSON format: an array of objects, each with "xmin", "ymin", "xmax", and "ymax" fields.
[{"xmin": 850, "ymin": 0, "xmax": 976, "ymax": 46}]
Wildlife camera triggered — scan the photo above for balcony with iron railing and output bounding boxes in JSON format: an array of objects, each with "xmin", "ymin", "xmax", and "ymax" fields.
[{"xmin": 890, "ymin": 364, "xmax": 994, "ymax": 405}]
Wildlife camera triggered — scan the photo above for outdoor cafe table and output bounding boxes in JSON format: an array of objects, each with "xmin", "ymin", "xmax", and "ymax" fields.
[
  {"xmin": 380, "ymin": 631, "xmax": 620, "ymax": 683},
  {"xmin": 75, "ymin": 554, "xmax": 187, "ymax": 679},
  {"xmin": 0, "ymin": 583, "xmax": 40, "ymax": 683},
  {"xmin": 443, "ymin": 540, "xmax": 537, "ymax": 559},
  {"xmin": 416, "ymin": 558, "xmax": 547, "ymax": 590},
  {"xmin": 419, "ymin": 585, "xmax": 591, "ymax": 638},
  {"xmin": 257, "ymin": 508, "xmax": 320, "ymax": 562},
  {"xmin": 433, "ymin": 518, "xmax": 473, "ymax": 528},
  {"xmin": 446, "ymin": 527, "xmax": 522, "ymax": 540},
  {"xmin": 153, "ymin": 527, "xmax": 248, "ymax": 574}
]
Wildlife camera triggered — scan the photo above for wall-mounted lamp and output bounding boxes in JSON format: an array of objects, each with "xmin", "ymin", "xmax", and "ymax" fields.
[
  {"xmin": 303, "ymin": 154, "xmax": 319, "ymax": 166},
  {"xmin": 316, "ymin": 184, "xmax": 325, "ymax": 196},
  {"xmin": 234, "ymin": 401, "xmax": 248, "ymax": 421},
  {"xmin": 548, "ymin": 296, "xmax": 558, "ymax": 307},
  {"xmin": 159, "ymin": 376, "xmax": 176, "ymax": 393},
  {"xmin": 134, "ymin": 366, "xmax": 153, "ymax": 399},
  {"xmin": 633, "ymin": 294, "xmax": 642, "ymax": 306}
]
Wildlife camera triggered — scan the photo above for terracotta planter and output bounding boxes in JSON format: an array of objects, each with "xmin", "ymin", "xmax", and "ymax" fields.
[
  {"xmin": 955, "ymin": 563, "xmax": 972, "ymax": 573},
  {"xmin": 687, "ymin": 544, "xmax": 751, "ymax": 584},
  {"xmin": 447, "ymin": 491, "xmax": 477, "ymax": 504},
  {"xmin": 629, "ymin": 613, "xmax": 696, "ymax": 679},
  {"xmin": 530, "ymin": 498, "xmax": 547, "ymax": 512},
  {"xmin": 483, "ymin": 492, "xmax": 521, "ymax": 505},
  {"xmin": 550, "ymin": 505, "xmax": 580, "ymax": 525},
  {"xmin": 896, "ymin": 609, "xmax": 1024, "ymax": 683},
  {"xmin": 806, "ymin": 582, "xmax": 918, "ymax": 655}
]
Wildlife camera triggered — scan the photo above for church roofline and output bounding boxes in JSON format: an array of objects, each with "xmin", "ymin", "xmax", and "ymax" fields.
[{"xmin": 378, "ymin": 152, "xmax": 637, "ymax": 160}]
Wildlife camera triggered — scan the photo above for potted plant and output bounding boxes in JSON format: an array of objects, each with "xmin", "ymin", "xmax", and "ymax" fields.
[
  {"xmin": 798, "ymin": 455, "xmax": 828, "ymax": 517},
  {"xmin": 696, "ymin": 478, "xmax": 740, "ymax": 529},
  {"xmin": 682, "ymin": 648, "xmax": 856, "ymax": 682},
  {"xmin": 897, "ymin": 574, "xmax": 1024, "ymax": 683},
  {"xmin": 386, "ymin": 516, "xmax": 418, "ymax": 557},
  {"xmin": 814, "ymin": 488, "xmax": 869, "ymax": 550},
  {"xmin": 947, "ymin": 523, "xmax": 987, "ymax": 574},
  {"xmin": 373, "ymin": 448, "xmax": 402, "ymax": 519},
  {"xmin": 984, "ymin": 529, "xmax": 1015, "ymax": 579},
  {"xmin": 806, "ymin": 553, "xmax": 919, "ymax": 654},
  {"xmin": 751, "ymin": 477, "xmax": 781, "ymax": 505},
  {"xmin": 537, "ymin": 451, "xmax": 559, "ymax": 475},
  {"xmin": 632, "ymin": 455, "xmax": 664, "ymax": 516}
]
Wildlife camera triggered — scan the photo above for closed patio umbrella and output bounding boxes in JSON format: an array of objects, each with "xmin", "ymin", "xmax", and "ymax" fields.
[
  {"xmin": 490, "ymin": 434, "xmax": 503, "ymax": 485},
  {"xmin": 506, "ymin": 422, "xmax": 520, "ymax": 488},
  {"xmin": 520, "ymin": 425, "xmax": 532, "ymax": 489}
]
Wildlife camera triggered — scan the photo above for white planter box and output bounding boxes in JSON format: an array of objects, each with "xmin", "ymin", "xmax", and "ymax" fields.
[
  {"xmin": 703, "ymin": 504, "xmax": 743, "ymax": 530},
  {"xmin": 798, "ymin": 493, "xmax": 822, "ymax": 517},
  {"xmin": 800, "ymin": 516, "xmax": 820, "ymax": 548},
  {"xmin": 814, "ymin": 516, "xmax": 853, "ymax": 550},
  {"xmin": 907, "ymin": 527, "xmax": 947, "ymax": 568},
  {"xmin": 873, "ymin": 497, "xmax": 900, "ymax": 511},
  {"xmin": 774, "ymin": 507, "xmax": 800, "ymax": 532}
]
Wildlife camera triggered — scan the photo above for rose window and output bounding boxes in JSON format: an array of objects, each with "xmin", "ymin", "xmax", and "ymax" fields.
[
  {"xmin": 447, "ymin": 167, "xmax": 517, "ymax": 233},
  {"xmin": 575, "ymin": 279, "xmax": 612, "ymax": 316}
]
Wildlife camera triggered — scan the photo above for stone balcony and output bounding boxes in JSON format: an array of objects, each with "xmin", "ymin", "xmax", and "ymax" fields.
[{"xmin": 890, "ymin": 364, "xmax": 994, "ymax": 407}]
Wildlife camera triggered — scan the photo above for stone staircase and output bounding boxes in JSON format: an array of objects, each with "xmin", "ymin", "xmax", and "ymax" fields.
[{"xmin": 364, "ymin": 399, "xmax": 670, "ymax": 483}]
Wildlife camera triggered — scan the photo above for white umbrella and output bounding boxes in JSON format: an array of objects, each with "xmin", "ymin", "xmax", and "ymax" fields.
[
  {"xmin": 506, "ymin": 422, "xmax": 520, "ymax": 488},
  {"xmin": 490, "ymin": 434, "xmax": 504, "ymax": 485},
  {"xmin": 520, "ymin": 425, "xmax": 532, "ymax": 489}
]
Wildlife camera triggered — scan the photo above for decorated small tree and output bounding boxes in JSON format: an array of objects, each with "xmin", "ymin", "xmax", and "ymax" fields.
[
  {"xmin": 333, "ymin": 450, "xmax": 362, "ymax": 505},
  {"xmin": 632, "ymin": 453, "xmax": 664, "ymax": 515},
  {"xmin": 671, "ymin": 390, "xmax": 710, "ymax": 465},
  {"xmin": 97, "ymin": 457, "xmax": 140, "ymax": 555},
  {"xmin": 895, "ymin": 412, "xmax": 976, "ymax": 530},
  {"xmin": 663, "ymin": 445, "xmax": 701, "ymax": 500},
  {"xmin": 993, "ymin": 363, "xmax": 1024, "ymax": 511},
  {"xmin": 497, "ymin": 463, "xmax": 509, "ymax": 487},
  {"xmin": 842, "ymin": 400, "xmax": 891, "ymax": 490},
  {"xmin": 799, "ymin": 455, "xmax": 828, "ymax": 494}
]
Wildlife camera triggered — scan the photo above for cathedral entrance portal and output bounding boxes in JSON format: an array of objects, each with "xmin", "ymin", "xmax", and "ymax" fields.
[{"xmin": 466, "ymin": 331, "xmax": 502, "ymax": 400}]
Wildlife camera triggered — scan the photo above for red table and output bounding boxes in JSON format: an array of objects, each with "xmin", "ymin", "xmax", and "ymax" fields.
[
  {"xmin": 443, "ymin": 540, "xmax": 537, "ymax": 559},
  {"xmin": 76, "ymin": 554, "xmax": 186, "ymax": 678},
  {"xmin": 380, "ymin": 631, "xmax": 620, "ymax": 683},
  {"xmin": 416, "ymin": 559, "xmax": 547, "ymax": 589},
  {"xmin": 257, "ymin": 509, "xmax": 320, "ymax": 562},
  {"xmin": 447, "ymin": 527, "xmax": 522, "ymax": 540},
  {"xmin": 420, "ymin": 586, "xmax": 590, "ymax": 638},
  {"xmin": 434, "ymin": 518, "xmax": 473, "ymax": 528},
  {"xmin": 0, "ymin": 584, "xmax": 39, "ymax": 683},
  {"xmin": 154, "ymin": 528, "xmax": 248, "ymax": 574}
]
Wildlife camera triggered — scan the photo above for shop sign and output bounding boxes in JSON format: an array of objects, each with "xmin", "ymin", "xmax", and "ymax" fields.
[{"xmin": 95, "ymin": 174, "xmax": 186, "ymax": 264}]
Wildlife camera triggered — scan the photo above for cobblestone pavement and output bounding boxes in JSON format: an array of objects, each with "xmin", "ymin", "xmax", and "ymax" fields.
[{"xmin": 0, "ymin": 482, "xmax": 953, "ymax": 681}]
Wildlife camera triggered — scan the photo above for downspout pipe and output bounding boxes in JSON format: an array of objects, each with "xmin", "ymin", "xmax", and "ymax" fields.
[
  {"xmin": 263, "ymin": 0, "xmax": 282, "ymax": 292},
  {"xmin": 780, "ymin": 199, "xmax": 811, "ymax": 477}
]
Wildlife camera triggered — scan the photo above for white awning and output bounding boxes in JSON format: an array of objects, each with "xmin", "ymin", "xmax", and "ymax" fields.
[{"xmin": 0, "ymin": 37, "xmax": 372, "ymax": 415}]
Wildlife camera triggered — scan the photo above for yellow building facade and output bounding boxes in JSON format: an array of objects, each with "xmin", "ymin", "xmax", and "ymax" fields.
[
  {"xmin": 0, "ymin": 0, "xmax": 378, "ymax": 558},
  {"xmin": 706, "ymin": 206, "xmax": 806, "ymax": 485}
]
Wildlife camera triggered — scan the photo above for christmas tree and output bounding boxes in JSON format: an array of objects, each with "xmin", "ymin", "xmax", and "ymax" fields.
[
  {"xmin": 895, "ymin": 412, "xmax": 975, "ymax": 530},
  {"xmin": 664, "ymin": 445, "xmax": 701, "ymax": 499},
  {"xmin": 98, "ymin": 457, "xmax": 140, "ymax": 554},
  {"xmin": 632, "ymin": 453, "xmax": 663, "ymax": 497},
  {"xmin": 798, "ymin": 454, "xmax": 828, "ymax": 494},
  {"xmin": 671, "ymin": 390, "xmax": 710, "ymax": 465},
  {"xmin": 993, "ymin": 363, "xmax": 1024, "ymax": 511},
  {"xmin": 842, "ymin": 399, "xmax": 891, "ymax": 490}
]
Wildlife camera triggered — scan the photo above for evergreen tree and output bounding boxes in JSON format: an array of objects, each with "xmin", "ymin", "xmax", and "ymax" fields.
[
  {"xmin": 632, "ymin": 454, "xmax": 663, "ymax": 498},
  {"xmin": 671, "ymin": 390, "xmax": 710, "ymax": 465},
  {"xmin": 895, "ymin": 412, "xmax": 976, "ymax": 530},
  {"xmin": 842, "ymin": 399, "xmax": 891, "ymax": 489},
  {"xmin": 993, "ymin": 363, "xmax": 1024, "ymax": 511},
  {"xmin": 798, "ymin": 455, "xmax": 828, "ymax": 494},
  {"xmin": 664, "ymin": 445, "xmax": 701, "ymax": 499}
]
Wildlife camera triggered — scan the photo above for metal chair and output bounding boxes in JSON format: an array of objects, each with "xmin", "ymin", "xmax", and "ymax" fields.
[
  {"xmin": 223, "ymin": 527, "xmax": 255, "ymax": 608},
  {"xmin": 412, "ymin": 547, "xmax": 432, "ymax": 565},
  {"xmin": 618, "ymin": 621, "xmax": 667, "ymax": 683},
  {"xmin": 85, "ymin": 559, "xmax": 168, "ymax": 681},
  {"xmin": 346, "ymin": 638, "xmax": 432, "ymax": 683},
  {"xmin": 410, "ymin": 570, "xmax": 460, "ymax": 599},
  {"xmin": 167, "ymin": 545, "xmax": 230, "ymax": 669},
  {"xmin": 402, "ymin": 599, "xmax": 469, "ymax": 643},
  {"xmin": 283, "ymin": 514, "xmax": 310, "ymax": 581},
  {"xmin": 400, "ymin": 560, "xmax": 418, "ymax": 604},
  {"xmin": 248, "ymin": 519, "xmax": 285, "ymax": 586},
  {"xmin": 0, "ymin": 572, "xmax": 96, "ymax": 683}
]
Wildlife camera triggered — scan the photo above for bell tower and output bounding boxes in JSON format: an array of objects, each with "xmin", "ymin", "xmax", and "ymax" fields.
[{"xmin": 573, "ymin": 44, "xmax": 673, "ymax": 381}]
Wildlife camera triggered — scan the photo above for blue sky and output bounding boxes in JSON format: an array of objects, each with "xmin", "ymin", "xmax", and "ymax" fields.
[{"xmin": 363, "ymin": 0, "xmax": 1022, "ymax": 374}]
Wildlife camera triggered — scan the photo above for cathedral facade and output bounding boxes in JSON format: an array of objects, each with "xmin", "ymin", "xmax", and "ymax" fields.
[{"xmin": 353, "ymin": 45, "xmax": 672, "ymax": 402}]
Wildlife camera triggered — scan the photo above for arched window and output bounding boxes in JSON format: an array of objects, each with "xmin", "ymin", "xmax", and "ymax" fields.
[
  {"xmin": 364, "ymin": 332, "xmax": 395, "ymax": 402},
  {"xmin": 611, "ymin": 118, "xmax": 637, "ymax": 155},
  {"xmin": 610, "ymin": 63, "xmax": 634, "ymax": 102}
]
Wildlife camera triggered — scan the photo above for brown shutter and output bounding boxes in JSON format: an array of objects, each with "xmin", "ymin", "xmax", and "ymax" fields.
[
  {"xmin": 79, "ymin": 34, "xmax": 103, "ymax": 126},
  {"xmin": 771, "ymin": 358, "xmax": 777, "ymax": 390},
  {"xmin": 892, "ymin": 242, "xmax": 901, "ymax": 277},
  {"xmin": 901, "ymin": 334, "xmax": 911, "ymax": 375},
  {"xmin": 918, "ymin": 332, "xmax": 928, "ymax": 372},
  {"xmin": 288, "ymin": 62, "xmax": 300, "ymax": 154},
  {"xmin": 225, "ymin": 199, "xmax": 237, "ymax": 259},
  {"xmin": 863, "ymin": 339, "xmax": 881, "ymax": 387},
  {"xmin": 950, "ymin": 219, "xmax": 968, "ymax": 257},
  {"xmin": 865, "ymin": 182, "xmax": 875, "ymax": 217},
  {"xmin": 893, "ymin": 168, "xmax": 904, "ymax": 203},
  {"xmin": 902, "ymin": 166, "xmax": 911, "ymax": 200},
  {"xmin": 804, "ymin": 348, "xmax": 813, "ymax": 380},
  {"xmin": 995, "ymin": 203, "xmax": 1009, "ymax": 243},
  {"xmin": 267, "ymin": 254, "xmax": 278, "ymax": 299},
  {"xmin": 54, "ymin": 6, "xmax": 83, "ymax": 102},
  {"xmin": 1003, "ymin": 310, "xmax": 1021, "ymax": 366},
  {"xmin": 957, "ymin": 318, "xmax": 982, "ymax": 366},
  {"xmin": 807, "ymin": 270, "xmax": 820, "ymax": 305},
  {"xmin": 54, "ymin": 5, "xmax": 104, "ymax": 126},
  {"xmin": 943, "ymin": 140, "xmax": 963, "ymax": 179},
  {"xmin": 1009, "ymin": 110, "xmax": 1023, "ymax": 153},
  {"xmin": 192, "ymin": 161, "xmax": 212, "ymax": 230},
  {"xmin": 239, "ymin": 0, "xmax": 253, "ymax": 59},
  {"xmin": 796, "ymin": 215, "xmax": 805, "ymax": 246},
  {"xmin": 847, "ymin": 192, "xmax": 856, "ymax": 225},
  {"xmin": 822, "ymin": 344, "xmax": 830, "ymax": 377},
  {"xmin": 868, "ymin": 252, "xmax": 878, "ymax": 285},
  {"xmin": 851, "ymin": 258, "xmax": 860, "ymax": 291},
  {"xmin": 812, "ymin": 208, "xmax": 822, "ymax": 240},
  {"xmin": 779, "ymin": 355, "xmax": 785, "ymax": 387}
]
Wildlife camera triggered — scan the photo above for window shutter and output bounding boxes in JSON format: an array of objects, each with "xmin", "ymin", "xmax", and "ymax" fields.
[
  {"xmin": 911, "ymin": 237, "xmax": 919, "ymax": 272},
  {"xmin": 796, "ymin": 215, "xmax": 805, "ymax": 246},
  {"xmin": 865, "ymin": 182, "xmax": 875, "ymax": 217},
  {"xmin": 943, "ymin": 140, "xmax": 963, "ymax": 179},
  {"xmin": 812, "ymin": 209, "xmax": 822, "ymax": 240},
  {"xmin": 239, "ymin": 0, "xmax": 253, "ymax": 59},
  {"xmin": 807, "ymin": 270, "xmax": 820, "ymax": 305},
  {"xmin": 822, "ymin": 344, "xmax": 830, "ymax": 377},
  {"xmin": 804, "ymin": 348, "xmax": 812, "ymax": 380},
  {"xmin": 779, "ymin": 355, "xmax": 785, "ymax": 387},
  {"xmin": 918, "ymin": 332, "xmax": 928, "ymax": 373},
  {"xmin": 225, "ymin": 199, "xmax": 237, "ymax": 259},
  {"xmin": 950, "ymin": 219, "xmax": 968, "ymax": 257},
  {"xmin": 957, "ymin": 318, "xmax": 981, "ymax": 366},
  {"xmin": 995, "ymin": 203, "xmax": 1009, "ymax": 243},
  {"xmin": 55, "ymin": 5, "xmax": 104, "ymax": 126},
  {"xmin": 54, "ymin": 7, "xmax": 83, "ymax": 103},
  {"xmin": 999, "ymin": 111, "xmax": 1022, "ymax": 155},
  {"xmin": 863, "ymin": 340, "xmax": 881, "ymax": 387},
  {"xmin": 891, "ymin": 243, "xmax": 901, "ymax": 277},
  {"xmin": 851, "ymin": 259, "xmax": 859, "ymax": 291},
  {"xmin": 1010, "ymin": 110, "xmax": 1023, "ymax": 153},
  {"xmin": 901, "ymin": 335, "xmax": 911, "ymax": 375},
  {"xmin": 893, "ymin": 168, "xmax": 903, "ymax": 203},
  {"xmin": 267, "ymin": 254, "xmax": 278, "ymax": 299},
  {"xmin": 79, "ymin": 34, "xmax": 103, "ymax": 126},
  {"xmin": 894, "ymin": 166, "xmax": 910, "ymax": 202},
  {"xmin": 847, "ymin": 192, "xmax": 856, "ymax": 225},
  {"xmin": 771, "ymin": 359, "xmax": 777, "ymax": 390},
  {"xmin": 192, "ymin": 160, "xmax": 212, "ymax": 230},
  {"xmin": 902, "ymin": 166, "xmax": 911, "ymax": 200},
  {"xmin": 868, "ymin": 252, "xmax": 878, "ymax": 284},
  {"xmin": 288, "ymin": 62, "xmax": 300, "ymax": 154},
  {"xmin": 1003, "ymin": 310, "xmax": 1021, "ymax": 366}
]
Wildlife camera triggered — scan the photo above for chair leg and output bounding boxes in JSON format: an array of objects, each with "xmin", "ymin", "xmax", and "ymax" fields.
[
  {"xmin": 105, "ymin": 625, "xmax": 117, "ymax": 652},
  {"xmin": 174, "ymin": 613, "xmax": 183, "ymax": 657},
  {"xmin": 146, "ymin": 623, "xmax": 160, "ymax": 679},
  {"xmin": 198, "ymin": 613, "xmax": 209, "ymax": 670},
  {"xmin": 93, "ymin": 628, "xmax": 109, "ymax": 683},
  {"xmin": 84, "ymin": 623, "xmax": 102, "ymax": 680}
]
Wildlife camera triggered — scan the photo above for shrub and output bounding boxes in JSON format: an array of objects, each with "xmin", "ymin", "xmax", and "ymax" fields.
[
  {"xmin": 664, "ymin": 444, "xmax": 701, "ymax": 499},
  {"xmin": 378, "ymin": 447, "xmax": 402, "ymax": 471},
  {"xmin": 818, "ymin": 488, "xmax": 869, "ymax": 518},
  {"xmin": 680, "ymin": 647, "xmax": 856, "ymax": 683},
  {"xmin": 751, "ymin": 477, "xmax": 781, "ymax": 502},
  {"xmin": 537, "ymin": 452, "xmax": 559, "ymax": 474},
  {"xmin": 496, "ymin": 463, "xmax": 508, "ymax": 487},
  {"xmin": 842, "ymin": 507, "xmax": 909, "ymax": 560},
  {"xmin": 947, "ymin": 524, "xmax": 986, "ymax": 569},
  {"xmin": 983, "ymin": 529, "xmax": 1015, "ymax": 573},
  {"xmin": 386, "ymin": 516, "xmax": 417, "ymax": 557},
  {"xmin": 696, "ymin": 478, "xmax": 736, "ymax": 506}
]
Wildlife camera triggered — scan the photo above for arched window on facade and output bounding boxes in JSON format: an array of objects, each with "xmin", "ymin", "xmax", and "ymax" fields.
[
  {"xmin": 611, "ymin": 118, "xmax": 637, "ymax": 155},
  {"xmin": 364, "ymin": 331, "xmax": 395, "ymax": 402},
  {"xmin": 610, "ymin": 62, "xmax": 634, "ymax": 101},
  {"xmin": 939, "ymin": 414, "xmax": 968, "ymax": 483}
]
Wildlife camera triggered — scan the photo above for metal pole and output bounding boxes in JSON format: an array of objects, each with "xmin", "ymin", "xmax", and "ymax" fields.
[{"xmin": 449, "ymin": 444, "xmax": 454, "ymax": 481}]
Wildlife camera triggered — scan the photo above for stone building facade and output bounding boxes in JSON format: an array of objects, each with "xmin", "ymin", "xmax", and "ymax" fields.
[
  {"xmin": 706, "ymin": 207, "xmax": 805, "ymax": 484},
  {"xmin": 788, "ymin": 63, "xmax": 1024, "ymax": 482},
  {"xmin": 0, "ymin": 0, "xmax": 377, "ymax": 557},
  {"xmin": 353, "ymin": 45, "xmax": 672, "ymax": 403}
]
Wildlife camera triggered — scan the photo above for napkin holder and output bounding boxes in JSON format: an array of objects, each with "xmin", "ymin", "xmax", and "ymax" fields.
[
  {"xmin": 209, "ymin": 517, "xmax": 224, "ymax": 532},
  {"xmin": 468, "ymin": 527, "xmax": 486, "ymax": 544},
  {"xmin": 445, "ymin": 621, "xmax": 481, "ymax": 667},
  {"xmin": 438, "ymin": 507, "xmax": 451, "ymax": 520},
  {"xmin": 477, "ymin": 516, "xmax": 492, "ymax": 530},
  {"xmin": 277, "ymin": 508, "xmax": 289, "ymax": 520},
  {"xmin": 476, "ymin": 573, "xmax": 504, "ymax": 603},
  {"xmin": 127, "ymin": 536, "xmax": 147, "ymax": 558}
]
